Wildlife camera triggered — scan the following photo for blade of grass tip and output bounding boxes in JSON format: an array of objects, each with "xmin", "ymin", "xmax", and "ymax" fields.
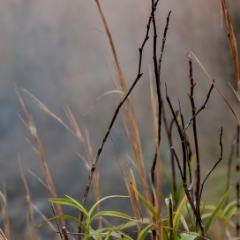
[
  {"xmin": 204, "ymin": 186, "xmax": 232, "ymax": 233},
  {"xmin": 64, "ymin": 105, "xmax": 86, "ymax": 145},
  {"xmin": 19, "ymin": 157, "xmax": 35, "ymax": 240},
  {"xmin": 191, "ymin": 52, "xmax": 240, "ymax": 124},
  {"xmin": 28, "ymin": 170, "xmax": 49, "ymax": 190},
  {"xmin": 83, "ymin": 90, "xmax": 125, "ymax": 116},
  {"xmin": 22, "ymin": 88, "xmax": 70, "ymax": 131},
  {"xmin": 118, "ymin": 159, "xmax": 142, "ymax": 233}
]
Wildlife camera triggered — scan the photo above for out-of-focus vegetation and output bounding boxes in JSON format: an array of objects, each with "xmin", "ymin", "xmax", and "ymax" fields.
[{"xmin": 0, "ymin": 0, "xmax": 239, "ymax": 239}]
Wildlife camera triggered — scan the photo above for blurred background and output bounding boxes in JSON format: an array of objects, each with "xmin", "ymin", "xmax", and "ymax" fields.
[{"xmin": 0, "ymin": 0, "xmax": 240, "ymax": 238}]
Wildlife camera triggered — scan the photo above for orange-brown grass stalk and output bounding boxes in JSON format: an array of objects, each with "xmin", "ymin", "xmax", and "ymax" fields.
[
  {"xmin": 118, "ymin": 159, "xmax": 142, "ymax": 234},
  {"xmin": 22, "ymin": 89, "xmax": 102, "ymax": 229},
  {"xmin": 15, "ymin": 88, "xmax": 65, "ymax": 226},
  {"xmin": 0, "ymin": 229, "xmax": 8, "ymax": 240},
  {"xmin": 221, "ymin": 0, "xmax": 240, "ymax": 95},
  {"xmin": 0, "ymin": 183, "xmax": 10, "ymax": 240},
  {"xmin": 94, "ymin": 0, "xmax": 151, "ymax": 206},
  {"xmin": 19, "ymin": 157, "xmax": 35, "ymax": 240}
]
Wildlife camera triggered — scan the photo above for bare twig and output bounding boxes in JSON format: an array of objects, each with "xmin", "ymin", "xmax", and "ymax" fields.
[
  {"xmin": 165, "ymin": 83, "xmax": 205, "ymax": 238},
  {"xmin": 199, "ymin": 128, "xmax": 223, "ymax": 202}
]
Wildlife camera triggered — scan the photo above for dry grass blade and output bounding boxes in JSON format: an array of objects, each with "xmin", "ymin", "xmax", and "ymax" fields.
[
  {"xmin": 191, "ymin": 52, "xmax": 240, "ymax": 124},
  {"xmin": 221, "ymin": 0, "xmax": 240, "ymax": 93},
  {"xmin": 83, "ymin": 90, "xmax": 125, "ymax": 116},
  {"xmin": 0, "ymin": 229, "xmax": 8, "ymax": 240},
  {"xmin": 15, "ymin": 87, "xmax": 64, "ymax": 225},
  {"xmin": 118, "ymin": 160, "xmax": 142, "ymax": 234},
  {"xmin": 94, "ymin": 0, "xmax": 150, "ymax": 204},
  {"xmin": 33, "ymin": 205, "xmax": 57, "ymax": 232},
  {"xmin": 0, "ymin": 183, "xmax": 10, "ymax": 240},
  {"xmin": 22, "ymin": 89, "xmax": 70, "ymax": 131},
  {"xmin": 19, "ymin": 158, "xmax": 35, "ymax": 240}
]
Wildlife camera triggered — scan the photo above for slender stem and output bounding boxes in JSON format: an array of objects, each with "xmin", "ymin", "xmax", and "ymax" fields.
[{"xmin": 199, "ymin": 128, "xmax": 223, "ymax": 201}]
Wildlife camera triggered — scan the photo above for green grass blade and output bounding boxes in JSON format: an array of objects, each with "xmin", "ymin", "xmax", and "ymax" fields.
[
  {"xmin": 137, "ymin": 224, "xmax": 152, "ymax": 240},
  {"xmin": 89, "ymin": 228, "xmax": 102, "ymax": 240},
  {"xmin": 180, "ymin": 232, "xmax": 200, "ymax": 240},
  {"xmin": 89, "ymin": 195, "xmax": 129, "ymax": 216},
  {"xmin": 36, "ymin": 215, "xmax": 82, "ymax": 228},
  {"xmin": 173, "ymin": 194, "xmax": 188, "ymax": 239},
  {"xmin": 91, "ymin": 211, "xmax": 132, "ymax": 223},
  {"xmin": 204, "ymin": 186, "xmax": 232, "ymax": 233},
  {"xmin": 131, "ymin": 185, "xmax": 157, "ymax": 220},
  {"xmin": 49, "ymin": 196, "xmax": 89, "ymax": 218}
]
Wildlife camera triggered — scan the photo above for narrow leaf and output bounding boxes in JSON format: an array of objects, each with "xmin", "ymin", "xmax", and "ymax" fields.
[
  {"xmin": 89, "ymin": 195, "xmax": 129, "ymax": 217},
  {"xmin": 36, "ymin": 215, "xmax": 82, "ymax": 228},
  {"xmin": 49, "ymin": 197, "xmax": 89, "ymax": 218},
  {"xmin": 204, "ymin": 186, "xmax": 232, "ymax": 233},
  {"xmin": 137, "ymin": 224, "xmax": 152, "ymax": 240}
]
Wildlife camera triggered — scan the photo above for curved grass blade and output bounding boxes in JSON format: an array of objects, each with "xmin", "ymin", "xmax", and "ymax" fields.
[
  {"xmin": 137, "ymin": 224, "xmax": 152, "ymax": 240},
  {"xmin": 131, "ymin": 185, "xmax": 157, "ymax": 220},
  {"xmin": 89, "ymin": 195, "xmax": 129, "ymax": 217},
  {"xmin": 173, "ymin": 194, "xmax": 188, "ymax": 239},
  {"xmin": 49, "ymin": 197, "xmax": 89, "ymax": 218},
  {"xmin": 204, "ymin": 186, "xmax": 232, "ymax": 233},
  {"xmin": 180, "ymin": 232, "xmax": 200, "ymax": 240},
  {"xmin": 36, "ymin": 215, "xmax": 82, "ymax": 228},
  {"xmin": 91, "ymin": 211, "xmax": 132, "ymax": 223}
]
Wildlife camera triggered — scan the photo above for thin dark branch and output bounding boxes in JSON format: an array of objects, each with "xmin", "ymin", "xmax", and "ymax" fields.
[
  {"xmin": 80, "ymin": 73, "xmax": 143, "ymax": 227},
  {"xmin": 165, "ymin": 84, "xmax": 187, "ymax": 183},
  {"xmin": 236, "ymin": 125, "xmax": 240, "ymax": 237},
  {"xmin": 62, "ymin": 227, "xmax": 69, "ymax": 240},
  {"xmin": 163, "ymin": 108, "xmax": 178, "ymax": 193},
  {"xmin": 151, "ymin": 9, "xmax": 171, "ymax": 208},
  {"xmin": 226, "ymin": 136, "xmax": 235, "ymax": 194},
  {"xmin": 199, "ymin": 128, "xmax": 223, "ymax": 201},
  {"xmin": 165, "ymin": 83, "xmax": 205, "ymax": 238},
  {"xmin": 80, "ymin": 1, "xmax": 156, "ymax": 233},
  {"xmin": 171, "ymin": 146, "xmax": 184, "ymax": 180},
  {"xmin": 186, "ymin": 53, "xmax": 201, "ymax": 228},
  {"xmin": 158, "ymin": 11, "xmax": 171, "ymax": 77},
  {"xmin": 184, "ymin": 83, "xmax": 214, "ymax": 131},
  {"xmin": 168, "ymin": 198, "xmax": 173, "ymax": 240}
]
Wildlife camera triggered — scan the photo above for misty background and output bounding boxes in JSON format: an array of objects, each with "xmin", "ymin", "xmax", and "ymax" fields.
[{"xmin": 0, "ymin": 0, "xmax": 240, "ymax": 238}]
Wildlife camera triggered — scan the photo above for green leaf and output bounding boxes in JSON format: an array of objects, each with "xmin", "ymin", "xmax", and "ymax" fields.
[
  {"xmin": 180, "ymin": 232, "xmax": 200, "ymax": 240},
  {"xmin": 162, "ymin": 227, "xmax": 169, "ymax": 240},
  {"xmin": 118, "ymin": 217, "xmax": 150, "ymax": 230},
  {"xmin": 131, "ymin": 185, "xmax": 157, "ymax": 220},
  {"xmin": 173, "ymin": 194, "xmax": 188, "ymax": 239},
  {"xmin": 89, "ymin": 227, "xmax": 102, "ymax": 240},
  {"xmin": 89, "ymin": 195, "xmax": 129, "ymax": 217},
  {"xmin": 204, "ymin": 186, "xmax": 232, "ymax": 233},
  {"xmin": 49, "ymin": 196, "xmax": 89, "ymax": 218},
  {"xmin": 137, "ymin": 224, "xmax": 152, "ymax": 240},
  {"xmin": 91, "ymin": 211, "xmax": 132, "ymax": 223},
  {"xmin": 36, "ymin": 215, "xmax": 82, "ymax": 228}
]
